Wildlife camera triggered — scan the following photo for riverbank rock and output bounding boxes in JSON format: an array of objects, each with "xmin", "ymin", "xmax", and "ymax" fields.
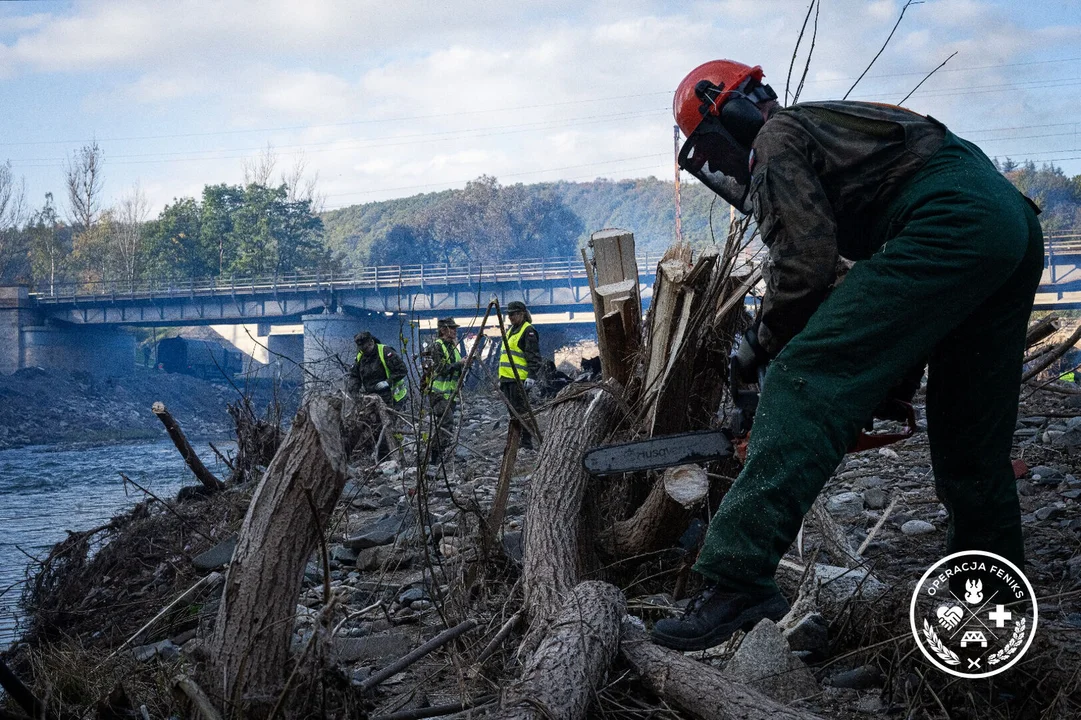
[{"xmin": 724, "ymin": 619, "xmax": 818, "ymax": 703}]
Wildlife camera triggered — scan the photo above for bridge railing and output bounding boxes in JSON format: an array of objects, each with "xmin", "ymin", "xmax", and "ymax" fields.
[{"xmin": 28, "ymin": 254, "xmax": 666, "ymax": 303}]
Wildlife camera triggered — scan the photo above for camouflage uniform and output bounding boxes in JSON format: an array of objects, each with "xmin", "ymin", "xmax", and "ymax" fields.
[{"xmin": 695, "ymin": 102, "xmax": 1044, "ymax": 595}]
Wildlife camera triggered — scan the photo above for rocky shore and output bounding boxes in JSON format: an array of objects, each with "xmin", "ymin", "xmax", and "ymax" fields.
[
  {"xmin": 0, "ymin": 366, "xmax": 294, "ymax": 449},
  {"xmin": 5, "ymin": 386, "xmax": 1081, "ymax": 718}
]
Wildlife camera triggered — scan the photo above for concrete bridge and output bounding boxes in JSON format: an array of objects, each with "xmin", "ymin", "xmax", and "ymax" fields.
[
  {"xmin": 4, "ymin": 235, "xmax": 1081, "ymax": 379},
  {"xmin": 0, "ymin": 255, "xmax": 662, "ymax": 379}
]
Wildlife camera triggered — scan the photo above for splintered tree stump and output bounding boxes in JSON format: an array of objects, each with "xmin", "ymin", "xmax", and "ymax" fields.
[
  {"xmin": 603, "ymin": 464, "xmax": 708, "ymax": 558},
  {"xmin": 152, "ymin": 401, "xmax": 224, "ymax": 491},
  {"xmin": 521, "ymin": 384, "xmax": 620, "ymax": 626},
  {"xmin": 495, "ymin": 582, "xmax": 626, "ymax": 720},
  {"xmin": 620, "ymin": 620, "xmax": 825, "ymax": 720},
  {"xmin": 207, "ymin": 394, "xmax": 381, "ymax": 717}
]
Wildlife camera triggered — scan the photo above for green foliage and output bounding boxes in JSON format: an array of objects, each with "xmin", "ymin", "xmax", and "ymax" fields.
[
  {"xmin": 323, "ymin": 176, "xmax": 729, "ymax": 266},
  {"xmin": 27, "ymin": 193, "xmax": 71, "ymax": 293},
  {"xmin": 1003, "ymin": 161, "xmax": 1081, "ymax": 235},
  {"xmin": 143, "ymin": 184, "xmax": 331, "ymax": 279}
]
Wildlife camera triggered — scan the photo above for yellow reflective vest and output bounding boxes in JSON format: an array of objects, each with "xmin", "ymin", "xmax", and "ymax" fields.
[
  {"xmin": 499, "ymin": 321, "xmax": 532, "ymax": 380},
  {"xmin": 357, "ymin": 344, "xmax": 407, "ymax": 403},
  {"xmin": 430, "ymin": 340, "xmax": 462, "ymax": 400}
]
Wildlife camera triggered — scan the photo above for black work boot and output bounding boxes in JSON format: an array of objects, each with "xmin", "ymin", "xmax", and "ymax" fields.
[{"xmin": 651, "ymin": 586, "xmax": 790, "ymax": 651}]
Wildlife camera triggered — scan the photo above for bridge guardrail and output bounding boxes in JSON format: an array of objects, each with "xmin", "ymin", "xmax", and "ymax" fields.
[
  {"xmin": 27, "ymin": 254, "xmax": 667, "ymax": 303},
  {"xmin": 27, "ymin": 232, "xmax": 1081, "ymax": 303}
]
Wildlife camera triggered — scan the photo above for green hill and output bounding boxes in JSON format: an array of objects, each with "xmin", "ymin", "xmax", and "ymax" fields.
[{"xmin": 320, "ymin": 176, "xmax": 731, "ymax": 267}]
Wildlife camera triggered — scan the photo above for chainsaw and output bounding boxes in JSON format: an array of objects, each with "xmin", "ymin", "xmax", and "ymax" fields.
[{"xmin": 582, "ymin": 364, "xmax": 917, "ymax": 476}]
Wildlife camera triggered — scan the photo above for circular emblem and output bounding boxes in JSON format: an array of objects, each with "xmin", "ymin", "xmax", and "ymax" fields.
[{"xmin": 910, "ymin": 551, "xmax": 1037, "ymax": 678}]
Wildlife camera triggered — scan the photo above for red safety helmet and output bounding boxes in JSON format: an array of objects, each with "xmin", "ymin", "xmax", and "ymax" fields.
[
  {"xmin": 673, "ymin": 60, "xmax": 765, "ymax": 138},
  {"xmin": 673, "ymin": 60, "xmax": 774, "ymax": 213}
]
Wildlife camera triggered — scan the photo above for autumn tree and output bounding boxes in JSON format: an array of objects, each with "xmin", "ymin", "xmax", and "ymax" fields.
[{"xmin": 28, "ymin": 193, "xmax": 70, "ymax": 294}]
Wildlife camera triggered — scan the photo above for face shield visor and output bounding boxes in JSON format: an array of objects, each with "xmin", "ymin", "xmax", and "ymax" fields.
[{"xmin": 677, "ymin": 114, "xmax": 754, "ymax": 214}]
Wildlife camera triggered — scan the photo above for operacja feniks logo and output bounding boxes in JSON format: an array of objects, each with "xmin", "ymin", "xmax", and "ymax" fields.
[{"xmin": 910, "ymin": 550, "xmax": 1037, "ymax": 678}]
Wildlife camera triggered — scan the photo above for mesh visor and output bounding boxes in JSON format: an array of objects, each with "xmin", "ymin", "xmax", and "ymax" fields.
[{"xmin": 677, "ymin": 120, "xmax": 754, "ymax": 214}]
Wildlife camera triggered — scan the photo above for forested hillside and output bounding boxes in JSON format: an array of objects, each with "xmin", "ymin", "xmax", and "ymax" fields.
[{"xmin": 321, "ymin": 176, "xmax": 729, "ymax": 267}]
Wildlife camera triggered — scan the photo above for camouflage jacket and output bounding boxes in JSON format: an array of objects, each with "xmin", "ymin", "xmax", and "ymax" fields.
[{"xmin": 749, "ymin": 101, "xmax": 946, "ymax": 355}]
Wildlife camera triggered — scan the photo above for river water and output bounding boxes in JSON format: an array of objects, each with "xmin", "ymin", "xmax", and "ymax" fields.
[{"xmin": 0, "ymin": 439, "xmax": 234, "ymax": 647}]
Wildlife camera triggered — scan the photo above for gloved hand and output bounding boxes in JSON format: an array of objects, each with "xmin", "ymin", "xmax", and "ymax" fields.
[
  {"xmin": 523, "ymin": 378, "xmax": 536, "ymax": 390},
  {"xmin": 731, "ymin": 324, "xmax": 770, "ymax": 385},
  {"xmin": 374, "ymin": 380, "xmax": 390, "ymax": 391}
]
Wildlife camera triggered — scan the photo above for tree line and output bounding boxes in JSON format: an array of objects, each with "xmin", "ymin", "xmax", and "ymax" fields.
[
  {"xmin": 2, "ymin": 145, "xmax": 1079, "ymax": 293},
  {"xmin": 0, "ymin": 144, "xmax": 332, "ymax": 293}
]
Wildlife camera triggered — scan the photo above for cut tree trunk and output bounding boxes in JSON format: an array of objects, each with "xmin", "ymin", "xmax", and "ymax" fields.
[
  {"xmin": 620, "ymin": 620, "xmax": 825, "ymax": 720},
  {"xmin": 152, "ymin": 402, "xmax": 224, "ymax": 492},
  {"xmin": 602, "ymin": 464, "xmax": 708, "ymax": 558},
  {"xmin": 521, "ymin": 384, "xmax": 621, "ymax": 626},
  {"xmin": 206, "ymin": 394, "xmax": 380, "ymax": 717},
  {"xmin": 495, "ymin": 582, "xmax": 625, "ymax": 720}
]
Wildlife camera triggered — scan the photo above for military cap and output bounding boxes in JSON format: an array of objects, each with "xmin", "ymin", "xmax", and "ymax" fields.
[
  {"xmin": 506, "ymin": 300, "xmax": 528, "ymax": 313},
  {"xmin": 437, "ymin": 317, "xmax": 460, "ymax": 329}
]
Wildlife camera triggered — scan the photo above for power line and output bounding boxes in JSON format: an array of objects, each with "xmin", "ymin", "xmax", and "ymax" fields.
[{"xmin": 1, "ymin": 56, "xmax": 1079, "ymax": 148}]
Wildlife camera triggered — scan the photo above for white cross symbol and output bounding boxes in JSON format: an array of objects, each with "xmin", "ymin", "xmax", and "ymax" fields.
[{"xmin": 988, "ymin": 605, "xmax": 1012, "ymax": 628}]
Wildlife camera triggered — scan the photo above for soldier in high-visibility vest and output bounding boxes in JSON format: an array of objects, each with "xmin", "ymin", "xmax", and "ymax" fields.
[
  {"xmin": 349, "ymin": 331, "xmax": 408, "ymax": 407},
  {"xmin": 500, "ymin": 301, "xmax": 542, "ymax": 449},
  {"xmin": 423, "ymin": 317, "xmax": 464, "ymax": 463}
]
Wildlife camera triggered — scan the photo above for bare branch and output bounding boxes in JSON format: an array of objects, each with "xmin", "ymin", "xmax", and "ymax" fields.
[
  {"xmin": 243, "ymin": 142, "xmax": 277, "ymax": 187},
  {"xmin": 785, "ymin": 0, "xmax": 817, "ymax": 105},
  {"xmin": 65, "ymin": 140, "xmax": 104, "ymax": 232},
  {"xmin": 898, "ymin": 51, "xmax": 958, "ymax": 105},
  {"xmin": 793, "ymin": 0, "xmax": 820, "ymax": 104},
  {"xmin": 843, "ymin": 0, "xmax": 922, "ymax": 100}
]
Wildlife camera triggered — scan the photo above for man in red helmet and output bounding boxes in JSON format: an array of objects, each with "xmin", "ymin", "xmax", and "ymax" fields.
[{"xmin": 651, "ymin": 59, "xmax": 1044, "ymax": 651}]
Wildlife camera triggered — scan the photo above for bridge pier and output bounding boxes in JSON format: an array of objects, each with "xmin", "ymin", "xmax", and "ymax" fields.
[
  {"xmin": 21, "ymin": 324, "xmax": 135, "ymax": 377},
  {"xmin": 267, "ymin": 333, "xmax": 305, "ymax": 384},
  {"xmin": 2, "ymin": 287, "xmax": 135, "ymax": 377},
  {"xmin": 302, "ymin": 310, "xmax": 410, "ymax": 389}
]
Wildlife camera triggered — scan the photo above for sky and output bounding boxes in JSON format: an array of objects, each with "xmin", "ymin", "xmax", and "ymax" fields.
[{"xmin": 1, "ymin": 0, "xmax": 1079, "ymax": 219}]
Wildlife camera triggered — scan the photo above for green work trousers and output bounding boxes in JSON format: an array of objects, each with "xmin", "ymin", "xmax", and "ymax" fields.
[{"xmin": 695, "ymin": 132, "xmax": 1045, "ymax": 595}]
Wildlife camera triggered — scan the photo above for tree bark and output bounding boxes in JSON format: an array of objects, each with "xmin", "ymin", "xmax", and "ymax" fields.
[
  {"xmin": 521, "ymin": 384, "xmax": 620, "ymax": 626},
  {"xmin": 620, "ymin": 620, "xmax": 826, "ymax": 720},
  {"xmin": 152, "ymin": 401, "xmax": 224, "ymax": 491},
  {"xmin": 602, "ymin": 464, "xmax": 708, "ymax": 558},
  {"xmin": 206, "ymin": 394, "xmax": 380, "ymax": 717},
  {"xmin": 495, "ymin": 582, "xmax": 625, "ymax": 720}
]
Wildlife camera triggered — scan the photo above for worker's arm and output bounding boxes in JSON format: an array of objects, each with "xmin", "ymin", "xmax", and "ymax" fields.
[
  {"xmin": 749, "ymin": 116, "xmax": 840, "ymax": 356},
  {"xmin": 384, "ymin": 347, "xmax": 409, "ymax": 385},
  {"xmin": 520, "ymin": 326, "xmax": 543, "ymax": 377}
]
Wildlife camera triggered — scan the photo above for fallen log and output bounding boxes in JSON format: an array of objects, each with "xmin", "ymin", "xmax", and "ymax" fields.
[
  {"xmin": 495, "ymin": 582, "xmax": 625, "ymax": 720},
  {"xmin": 1022, "ymin": 322, "xmax": 1081, "ymax": 382},
  {"xmin": 206, "ymin": 394, "xmax": 381, "ymax": 717},
  {"xmin": 152, "ymin": 402, "xmax": 224, "ymax": 491},
  {"xmin": 620, "ymin": 619, "xmax": 826, "ymax": 720},
  {"xmin": 1026, "ymin": 313, "xmax": 1060, "ymax": 347},
  {"xmin": 602, "ymin": 464, "xmax": 708, "ymax": 558},
  {"xmin": 521, "ymin": 384, "xmax": 621, "ymax": 626}
]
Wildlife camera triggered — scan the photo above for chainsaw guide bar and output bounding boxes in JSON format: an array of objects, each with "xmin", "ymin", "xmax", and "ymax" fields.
[{"xmin": 582, "ymin": 430, "xmax": 733, "ymax": 476}]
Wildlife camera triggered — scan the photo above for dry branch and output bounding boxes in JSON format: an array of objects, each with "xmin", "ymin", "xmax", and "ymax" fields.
[
  {"xmin": 496, "ymin": 582, "xmax": 626, "ymax": 720},
  {"xmin": 152, "ymin": 401, "xmax": 224, "ymax": 491},
  {"xmin": 620, "ymin": 619, "xmax": 825, "ymax": 720},
  {"xmin": 1022, "ymin": 322, "xmax": 1081, "ymax": 382}
]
